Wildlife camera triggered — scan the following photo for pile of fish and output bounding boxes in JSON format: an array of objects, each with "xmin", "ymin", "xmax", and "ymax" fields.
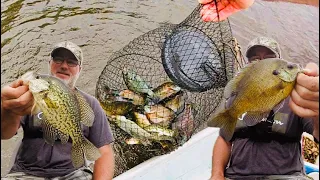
[
  {"xmin": 99, "ymin": 69, "xmax": 195, "ymax": 148},
  {"xmin": 302, "ymin": 133, "xmax": 319, "ymax": 164}
]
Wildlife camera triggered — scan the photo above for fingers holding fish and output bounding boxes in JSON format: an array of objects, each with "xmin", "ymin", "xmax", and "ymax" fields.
[
  {"xmin": 1, "ymin": 80, "xmax": 34, "ymax": 116},
  {"xmin": 23, "ymin": 71, "xmax": 100, "ymax": 167},
  {"xmin": 207, "ymin": 59, "xmax": 301, "ymax": 141},
  {"xmin": 289, "ymin": 63, "xmax": 319, "ymax": 118}
]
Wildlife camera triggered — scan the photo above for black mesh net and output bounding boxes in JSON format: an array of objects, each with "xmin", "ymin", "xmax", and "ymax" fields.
[{"xmin": 95, "ymin": 4, "xmax": 245, "ymax": 175}]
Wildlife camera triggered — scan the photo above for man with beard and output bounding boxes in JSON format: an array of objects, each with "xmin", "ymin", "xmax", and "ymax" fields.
[{"xmin": 1, "ymin": 41, "xmax": 115, "ymax": 180}]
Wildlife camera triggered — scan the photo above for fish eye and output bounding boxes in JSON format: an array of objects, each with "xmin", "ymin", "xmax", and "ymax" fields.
[
  {"xmin": 287, "ymin": 64, "xmax": 294, "ymax": 69},
  {"xmin": 272, "ymin": 70, "xmax": 279, "ymax": 75},
  {"xmin": 35, "ymin": 75, "xmax": 40, "ymax": 79}
]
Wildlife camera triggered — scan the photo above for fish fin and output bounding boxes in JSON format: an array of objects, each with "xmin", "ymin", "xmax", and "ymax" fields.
[
  {"xmin": 42, "ymin": 120, "xmax": 58, "ymax": 145},
  {"xmin": 75, "ymin": 91, "xmax": 94, "ymax": 127},
  {"xmin": 30, "ymin": 103, "xmax": 41, "ymax": 115},
  {"xmin": 207, "ymin": 109, "xmax": 236, "ymax": 141},
  {"xmin": 71, "ymin": 142, "xmax": 85, "ymax": 168},
  {"xmin": 272, "ymin": 100, "xmax": 285, "ymax": 115},
  {"xmin": 139, "ymin": 139, "xmax": 152, "ymax": 146},
  {"xmin": 242, "ymin": 111, "xmax": 269, "ymax": 126},
  {"xmin": 223, "ymin": 62, "xmax": 257, "ymax": 99},
  {"xmin": 219, "ymin": 120, "xmax": 237, "ymax": 142},
  {"xmin": 82, "ymin": 137, "xmax": 101, "ymax": 162}
]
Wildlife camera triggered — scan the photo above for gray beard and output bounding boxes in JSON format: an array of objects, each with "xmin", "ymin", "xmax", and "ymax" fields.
[{"xmin": 49, "ymin": 71, "xmax": 79, "ymax": 89}]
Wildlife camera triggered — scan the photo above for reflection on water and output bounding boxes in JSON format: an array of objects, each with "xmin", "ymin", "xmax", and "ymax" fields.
[{"xmin": 1, "ymin": 0, "xmax": 318, "ymax": 177}]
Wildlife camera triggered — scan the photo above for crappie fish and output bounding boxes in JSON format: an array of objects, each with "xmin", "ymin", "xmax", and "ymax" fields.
[
  {"xmin": 109, "ymin": 115, "xmax": 175, "ymax": 143},
  {"xmin": 122, "ymin": 69, "xmax": 154, "ymax": 97},
  {"xmin": 207, "ymin": 58, "xmax": 302, "ymax": 141},
  {"xmin": 144, "ymin": 124, "xmax": 177, "ymax": 137},
  {"xmin": 21, "ymin": 72, "xmax": 100, "ymax": 168},
  {"xmin": 153, "ymin": 82, "xmax": 181, "ymax": 102}
]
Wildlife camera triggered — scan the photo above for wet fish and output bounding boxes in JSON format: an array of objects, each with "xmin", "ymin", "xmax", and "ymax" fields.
[
  {"xmin": 119, "ymin": 89, "xmax": 145, "ymax": 105},
  {"xmin": 164, "ymin": 92, "xmax": 185, "ymax": 114},
  {"xmin": 144, "ymin": 104, "xmax": 175, "ymax": 126},
  {"xmin": 153, "ymin": 82, "xmax": 181, "ymax": 102},
  {"xmin": 133, "ymin": 112, "xmax": 151, "ymax": 128},
  {"xmin": 144, "ymin": 124, "xmax": 177, "ymax": 137},
  {"xmin": 100, "ymin": 101, "xmax": 134, "ymax": 117},
  {"xmin": 207, "ymin": 58, "xmax": 302, "ymax": 141},
  {"xmin": 21, "ymin": 72, "xmax": 100, "ymax": 168},
  {"xmin": 122, "ymin": 69, "xmax": 154, "ymax": 97},
  {"xmin": 109, "ymin": 115, "xmax": 175, "ymax": 143},
  {"xmin": 125, "ymin": 137, "xmax": 141, "ymax": 145},
  {"xmin": 172, "ymin": 104, "xmax": 194, "ymax": 140}
]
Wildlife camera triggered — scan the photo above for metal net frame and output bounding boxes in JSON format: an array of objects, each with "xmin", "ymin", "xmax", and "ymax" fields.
[{"xmin": 95, "ymin": 4, "xmax": 242, "ymax": 176}]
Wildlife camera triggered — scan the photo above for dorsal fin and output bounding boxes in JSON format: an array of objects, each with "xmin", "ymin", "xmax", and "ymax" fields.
[{"xmin": 223, "ymin": 61, "xmax": 258, "ymax": 99}]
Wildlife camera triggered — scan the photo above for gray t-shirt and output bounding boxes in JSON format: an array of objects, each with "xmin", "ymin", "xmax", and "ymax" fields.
[
  {"xmin": 10, "ymin": 89, "xmax": 114, "ymax": 178},
  {"xmin": 221, "ymin": 98, "xmax": 314, "ymax": 179}
]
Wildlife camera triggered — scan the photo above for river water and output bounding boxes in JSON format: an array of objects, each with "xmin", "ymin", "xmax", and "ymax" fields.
[{"xmin": 1, "ymin": 0, "xmax": 318, "ymax": 177}]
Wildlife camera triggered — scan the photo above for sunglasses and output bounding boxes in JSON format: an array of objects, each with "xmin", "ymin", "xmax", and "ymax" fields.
[{"xmin": 52, "ymin": 56, "xmax": 79, "ymax": 67}]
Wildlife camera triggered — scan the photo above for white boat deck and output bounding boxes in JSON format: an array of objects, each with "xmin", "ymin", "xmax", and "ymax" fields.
[{"xmin": 114, "ymin": 128, "xmax": 220, "ymax": 180}]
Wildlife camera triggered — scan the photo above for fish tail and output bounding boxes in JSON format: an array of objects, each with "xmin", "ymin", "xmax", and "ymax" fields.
[
  {"xmin": 71, "ymin": 137, "xmax": 101, "ymax": 168},
  {"xmin": 71, "ymin": 142, "xmax": 85, "ymax": 168},
  {"xmin": 207, "ymin": 110, "xmax": 237, "ymax": 141}
]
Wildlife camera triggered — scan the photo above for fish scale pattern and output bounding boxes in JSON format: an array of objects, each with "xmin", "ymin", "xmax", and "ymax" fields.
[{"xmin": 95, "ymin": 3, "xmax": 240, "ymax": 175}]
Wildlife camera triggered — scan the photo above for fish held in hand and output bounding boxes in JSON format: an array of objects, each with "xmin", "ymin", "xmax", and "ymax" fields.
[
  {"xmin": 207, "ymin": 58, "xmax": 302, "ymax": 141},
  {"xmin": 21, "ymin": 72, "xmax": 100, "ymax": 168}
]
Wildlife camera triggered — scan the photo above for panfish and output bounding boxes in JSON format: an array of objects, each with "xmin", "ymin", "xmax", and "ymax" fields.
[
  {"xmin": 22, "ymin": 72, "xmax": 100, "ymax": 168},
  {"xmin": 144, "ymin": 104, "xmax": 175, "ymax": 126},
  {"xmin": 119, "ymin": 89, "xmax": 145, "ymax": 105},
  {"xmin": 164, "ymin": 92, "xmax": 185, "ymax": 114},
  {"xmin": 100, "ymin": 101, "xmax": 134, "ymax": 117},
  {"xmin": 109, "ymin": 115, "xmax": 175, "ymax": 143},
  {"xmin": 207, "ymin": 58, "xmax": 302, "ymax": 141},
  {"xmin": 153, "ymin": 82, "xmax": 181, "ymax": 102},
  {"xmin": 122, "ymin": 69, "xmax": 154, "ymax": 97},
  {"xmin": 172, "ymin": 104, "xmax": 194, "ymax": 140}
]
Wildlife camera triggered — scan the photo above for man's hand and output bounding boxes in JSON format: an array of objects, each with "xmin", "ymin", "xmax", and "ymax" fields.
[
  {"xmin": 198, "ymin": 0, "xmax": 255, "ymax": 22},
  {"xmin": 1, "ymin": 79, "xmax": 34, "ymax": 116},
  {"xmin": 289, "ymin": 62, "xmax": 319, "ymax": 118}
]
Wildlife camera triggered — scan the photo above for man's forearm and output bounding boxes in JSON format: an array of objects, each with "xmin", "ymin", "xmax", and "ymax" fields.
[
  {"xmin": 211, "ymin": 136, "xmax": 232, "ymax": 177},
  {"xmin": 1, "ymin": 106, "xmax": 21, "ymax": 140},
  {"xmin": 263, "ymin": 0, "xmax": 319, "ymax": 6},
  {"xmin": 93, "ymin": 144, "xmax": 114, "ymax": 180}
]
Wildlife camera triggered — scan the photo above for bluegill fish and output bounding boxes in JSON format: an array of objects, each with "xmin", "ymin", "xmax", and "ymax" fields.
[
  {"xmin": 119, "ymin": 89, "xmax": 146, "ymax": 105},
  {"xmin": 100, "ymin": 101, "xmax": 135, "ymax": 117},
  {"xmin": 21, "ymin": 72, "xmax": 100, "ymax": 168},
  {"xmin": 144, "ymin": 104, "xmax": 175, "ymax": 126},
  {"xmin": 164, "ymin": 92, "xmax": 185, "ymax": 114},
  {"xmin": 153, "ymin": 82, "xmax": 181, "ymax": 102},
  {"xmin": 122, "ymin": 69, "xmax": 154, "ymax": 97},
  {"xmin": 133, "ymin": 112, "xmax": 151, "ymax": 128},
  {"xmin": 207, "ymin": 58, "xmax": 302, "ymax": 141}
]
